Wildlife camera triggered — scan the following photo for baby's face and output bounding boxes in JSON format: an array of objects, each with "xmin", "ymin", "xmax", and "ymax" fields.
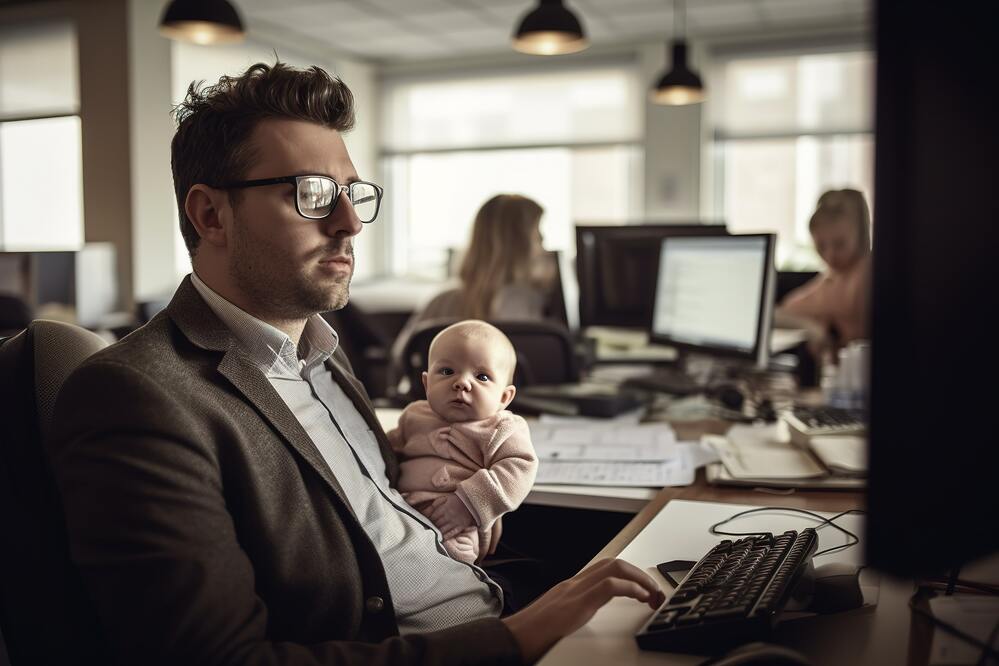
[{"xmin": 423, "ymin": 333, "xmax": 515, "ymax": 422}]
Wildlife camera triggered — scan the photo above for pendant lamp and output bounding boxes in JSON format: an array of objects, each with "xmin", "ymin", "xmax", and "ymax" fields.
[
  {"xmin": 512, "ymin": 0, "xmax": 589, "ymax": 56},
  {"xmin": 650, "ymin": 0, "xmax": 705, "ymax": 105},
  {"xmin": 159, "ymin": 0, "xmax": 246, "ymax": 46}
]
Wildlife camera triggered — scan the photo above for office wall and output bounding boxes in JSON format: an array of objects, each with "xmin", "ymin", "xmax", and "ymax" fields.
[
  {"xmin": 74, "ymin": 0, "xmax": 134, "ymax": 311},
  {"xmin": 128, "ymin": 0, "xmax": 177, "ymax": 303}
]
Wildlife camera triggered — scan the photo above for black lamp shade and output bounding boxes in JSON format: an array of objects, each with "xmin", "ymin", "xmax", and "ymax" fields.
[
  {"xmin": 651, "ymin": 41, "xmax": 705, "ymax": 105},
  {"xmin": 512, "ymin": 0, "xmax": 589, "ymax": 55},
  {"xmin": 159, "ymin": 0, "xmax": 245, "ymax": 45}
]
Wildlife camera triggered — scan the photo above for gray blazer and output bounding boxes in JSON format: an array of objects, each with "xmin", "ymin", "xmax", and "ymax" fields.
[{"xmin": 48, "ymin": 276, "xmax": 522, "ymax": 666}]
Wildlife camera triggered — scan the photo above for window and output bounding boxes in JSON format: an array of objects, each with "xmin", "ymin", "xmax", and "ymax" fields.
[
  {"xmin": 0, "ymin": 20, "xmax": 82, "ymax": 251},
  {"xmin": 709, "ymin": 48, "xmax": 874, "ymax": 268},
  {"xmin": 381, "ymin": 62, "xmax": 644, "ymax": 278}
]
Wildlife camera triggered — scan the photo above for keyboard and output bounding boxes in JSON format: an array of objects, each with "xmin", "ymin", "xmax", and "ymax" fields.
[
  {"xmin": 784, "ymin": 405, "xmax": 866, "ymax": 446},
  {"xmin": 635, "ymin": 529, "xmax": 818, "ymax": 653},
  {"xmin": 620, "ymin": 368, "xmax": 703, "ymax": 396}
]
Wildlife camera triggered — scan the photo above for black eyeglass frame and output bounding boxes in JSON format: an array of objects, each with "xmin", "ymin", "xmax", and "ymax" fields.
[{"xmin": 219, "ymin": 175, "xmax": 383, "ymax": 223}]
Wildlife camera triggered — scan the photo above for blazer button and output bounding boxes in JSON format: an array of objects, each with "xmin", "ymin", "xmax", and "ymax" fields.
[{"xmin": 365, "ymin": 596, "xmax": 385, "ymax": 614}]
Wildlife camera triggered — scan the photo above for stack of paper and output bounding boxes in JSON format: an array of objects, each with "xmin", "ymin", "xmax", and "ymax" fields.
[
  {"xmin": 529, "ymin": 420, "xmax": 719, "ymax": 487},
  {"xmin": 703, "ymin": 423, "xmax": 866, "ymax": 489}
]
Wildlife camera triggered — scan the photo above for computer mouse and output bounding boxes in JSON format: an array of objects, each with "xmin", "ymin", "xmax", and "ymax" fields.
[
  {"xmin": 702, "ymin": 641, "xmax": 811, "ymax": 666},
  {"xmin": 809, "ymin": 562, "xmax": 865, "ymax": 614}
]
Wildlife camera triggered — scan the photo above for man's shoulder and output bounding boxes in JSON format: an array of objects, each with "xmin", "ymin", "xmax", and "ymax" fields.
[{"xmin": 73, "ymin": 313, "xmax": 205, "ymax": 389}]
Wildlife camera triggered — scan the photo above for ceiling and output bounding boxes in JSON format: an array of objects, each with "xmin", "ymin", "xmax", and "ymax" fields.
[{"xmin": 238, "ymin": 0, "xmax": 871, "ymax": 64}]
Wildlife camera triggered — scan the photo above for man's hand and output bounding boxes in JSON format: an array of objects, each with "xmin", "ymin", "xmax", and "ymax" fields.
[
  {"xmin": 421, "ymin": 493, "xmax": 476, "ymax": 539},
  {"xmin": 501, "ymin": 558, "xmax": 665, "ymax": 664}
]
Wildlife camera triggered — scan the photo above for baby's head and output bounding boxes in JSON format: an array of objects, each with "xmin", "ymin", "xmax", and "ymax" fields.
[{"xmin": 422, "ymin": 320, "xmax": 517, "ymax": 423}]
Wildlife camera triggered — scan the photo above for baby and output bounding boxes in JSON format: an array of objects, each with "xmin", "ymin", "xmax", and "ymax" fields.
[{"xmin": 387, "ymin": 320, "xmax": 538, "ymax": 564}]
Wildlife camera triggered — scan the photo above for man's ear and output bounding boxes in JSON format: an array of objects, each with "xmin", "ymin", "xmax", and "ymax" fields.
[
  {"xmin": 421, "ymin": 371, "xmax": 429, "ymax": 393},
  {"xmin": 500, "ymin": 384, "xmax": 516, "ymax": 409},
  {"xmin": 185, "ymin": 184, "xmax": 231, "ymax": 249}
]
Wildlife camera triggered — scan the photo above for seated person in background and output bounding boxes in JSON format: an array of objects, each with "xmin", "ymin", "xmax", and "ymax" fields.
[
  {"xmin": 388, "ymin": 320, "xmax": 537, "ymax": 565},
  {"xmin": 776, "ymin": 188, "xmax": 872, "ymax": 357},
  {"xmin": 49, "ymin": 61, "xmax": 662, "ymax": 665},
  {"xmin": 392, "ymin": 194, "xmax": 556, "ymax": 389}
]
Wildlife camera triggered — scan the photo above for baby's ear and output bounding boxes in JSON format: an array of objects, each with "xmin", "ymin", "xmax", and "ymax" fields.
[
  {"xmin": 500, "ymin": 384, "xmax": 516, "ymax": 408},
  {"xmin": 421, "ymin": 371, "xmax": 429, "ymax": 393}
]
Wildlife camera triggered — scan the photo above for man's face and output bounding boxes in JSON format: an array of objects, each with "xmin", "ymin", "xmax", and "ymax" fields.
[
  {"xmin": 422, "ymin": 333, "xmax": 516, "ymax": 423},
  {"xmin": 226, "ymin": 119, "xmax": 363, "ymax": 320}
]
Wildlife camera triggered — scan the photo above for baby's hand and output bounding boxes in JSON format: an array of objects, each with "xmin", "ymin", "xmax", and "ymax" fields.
[
  {"xmin": 437, "ymin": 429, "xmax": 459, "ymax": 446},
  {"xmin": 423, "ymin": 494, "xmax": 476, "ymax": 539}
]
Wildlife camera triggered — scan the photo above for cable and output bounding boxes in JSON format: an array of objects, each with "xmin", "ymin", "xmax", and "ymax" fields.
[
  {"xmin": 908, "ymin": 591, "xmax": 999, "ymax": 662},
  {"xmin": 708, "ymin": 506, "xmax": 866, "ymax": 557},
  {"xmin": 977, "ymin": 615, "xmax": 999, "ymax": 666}
]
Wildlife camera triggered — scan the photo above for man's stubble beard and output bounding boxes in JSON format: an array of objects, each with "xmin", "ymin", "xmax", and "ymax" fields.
[{"xmin": 229, "ymin": 220, "xmax": 354, "ymax": 321}]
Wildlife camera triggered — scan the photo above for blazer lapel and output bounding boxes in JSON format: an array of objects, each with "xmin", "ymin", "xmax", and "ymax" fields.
[
  {"xmin": 167, "ymin": 276, "xmax": 356, "ymax": 518},
  {"xmin": 217, "ymin": 350, "xmax": 356, "ymax": 517}
]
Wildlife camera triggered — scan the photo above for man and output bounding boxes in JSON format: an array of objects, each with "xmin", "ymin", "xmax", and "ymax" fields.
[{"xmin": 49, "ymin": 62, "xmax": 663, "ymax": 665}]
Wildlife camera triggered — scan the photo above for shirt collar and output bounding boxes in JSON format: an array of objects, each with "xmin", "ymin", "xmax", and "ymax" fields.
[{"xmin": 190, "ymin": 271, "xmax": 338, "ymax": 377}]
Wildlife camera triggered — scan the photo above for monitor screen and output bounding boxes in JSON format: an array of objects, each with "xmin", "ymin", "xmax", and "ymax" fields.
[
  {"xmin": 575, "ymin": 224, "xmax": 728, "ymax": 329},
  {"xmin": 650, "ymin": 234, "xmax": 775, "ymax": 366}
]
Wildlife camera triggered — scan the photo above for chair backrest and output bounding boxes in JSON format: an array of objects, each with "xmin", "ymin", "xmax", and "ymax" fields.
[
  {"xmin": 0, "ymin": 320, "xmax": 110, "ymax": 664},
  {"xmin": 396, "ymin": 318, "xmax": 580, "ymax": 402},
  {"xmin": 0, "ymin": 294, "xmax": 31, "ymax": 338}
]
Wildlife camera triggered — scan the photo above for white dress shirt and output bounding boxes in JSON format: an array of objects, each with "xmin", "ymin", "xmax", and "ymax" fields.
[{"xmin": 191, "ymin": 272, "xmax": 502, "ymax": 633}]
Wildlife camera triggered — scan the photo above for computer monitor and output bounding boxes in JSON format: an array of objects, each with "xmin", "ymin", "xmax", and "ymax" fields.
[
  {"xmin": 865, "ymin": 0, "xmax": 998, "ymax": 576},
  {"xmin": 575, "ymin": 224, "xmax": 728, "ymax": 330},
  {"xmin": 649, "ymin": 234, "xmax": 776, "ymax": 368}
]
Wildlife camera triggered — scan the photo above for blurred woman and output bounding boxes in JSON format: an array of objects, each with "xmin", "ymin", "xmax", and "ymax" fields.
[{"xmin": 777, "ymin": 188, "xmax": 872, "ymax": 355}]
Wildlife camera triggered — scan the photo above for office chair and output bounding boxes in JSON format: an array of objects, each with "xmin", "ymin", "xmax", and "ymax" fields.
[
  {"xmin": 321, "ymin": 301, "xmax": 394, "ymax": 400},
  {"xmin": 394, "ymin": 317, "xmax": 580, "ymax": 403},
  {"xmin": 0, "ymin": 294, "xmax": 31, "ymax": 338},
  {"xmin": 0, "ymin": 320, "xmax": 111, "ymax": 664}
]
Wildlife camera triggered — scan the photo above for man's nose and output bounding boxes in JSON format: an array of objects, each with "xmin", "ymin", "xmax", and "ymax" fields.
[{"xmin": 323, "ymin": 192, "xmax": 363, "ymax": 237}]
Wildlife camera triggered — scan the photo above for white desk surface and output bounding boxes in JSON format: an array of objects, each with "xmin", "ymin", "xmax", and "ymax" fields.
[{"xmin": 539, "ymin": 499, "xmax": 914, "ymax": 666}]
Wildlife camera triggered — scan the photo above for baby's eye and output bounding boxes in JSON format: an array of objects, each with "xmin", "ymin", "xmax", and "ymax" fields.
[
  {"xmin": 439, "ymin": 367, "xmax": 454, "ymax": 376},
  {"xmin": 476, "ymin": 373, "xmax": 490, "ymax": 382}
]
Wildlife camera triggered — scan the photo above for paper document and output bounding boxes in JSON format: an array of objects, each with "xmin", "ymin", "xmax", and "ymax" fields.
[
  {"xmin": 534, "ymin": 442, "xmax": 718, "ymax": 487},
  {"xmin": 809, "ymin": 435, "xmax": 868, "ymax": 475},
  {"xmin": 529, "ymin": 421, "xmax": 676, "ymax": 462},
  {"xmin": 706, "ymin": 435, "xmax": 826, "ymax": 480}
]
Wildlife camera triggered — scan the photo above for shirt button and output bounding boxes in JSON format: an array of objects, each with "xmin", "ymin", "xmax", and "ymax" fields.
[{"xmin": 365, "ymin": 596, "xmax": 385, "ymax": 614}]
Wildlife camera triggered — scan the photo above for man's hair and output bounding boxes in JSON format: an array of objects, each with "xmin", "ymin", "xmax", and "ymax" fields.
[
  {"xmin": 171, "ymin": 62, "xmax": 355, "ymax": 257},
  {"xmin": 429, "ymin": 320, "xmax": 518, "ymax": 385}
]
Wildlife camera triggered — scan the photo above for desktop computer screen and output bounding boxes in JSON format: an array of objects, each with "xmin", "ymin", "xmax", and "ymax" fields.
[
  {"xmin": 649, "ymin": 234, "xmax": 775, "ymax": 368},
  {"xmin": 575, "ymin": 224, "xmax": 727, "ymax": 330}
]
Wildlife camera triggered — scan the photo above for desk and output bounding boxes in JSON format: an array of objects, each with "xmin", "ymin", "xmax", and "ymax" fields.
[{"xmin": 540, "ymin": 499, "xmax": 914, "ymax": 666}]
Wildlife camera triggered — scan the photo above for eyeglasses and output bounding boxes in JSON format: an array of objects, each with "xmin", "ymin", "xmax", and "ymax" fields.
[{"xmin": 220, "ymin": 175, "xmax": 383, "ymax": 223}]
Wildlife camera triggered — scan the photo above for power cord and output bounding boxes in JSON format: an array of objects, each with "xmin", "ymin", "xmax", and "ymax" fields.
[{"xmin": 708, "ymin": 506, "xmax": 865, "ymax": 557}]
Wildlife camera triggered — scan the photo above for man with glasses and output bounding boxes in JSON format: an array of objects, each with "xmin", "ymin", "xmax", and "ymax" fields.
[{"xmin": 49, "ymin": 62, "xmax": 662, "ymax": 666}]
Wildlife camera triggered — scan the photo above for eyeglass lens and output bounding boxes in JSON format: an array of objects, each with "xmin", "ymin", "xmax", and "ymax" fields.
[{"xmin": 296, "ymin": 177, "xmax": 379, "ymax": 223}]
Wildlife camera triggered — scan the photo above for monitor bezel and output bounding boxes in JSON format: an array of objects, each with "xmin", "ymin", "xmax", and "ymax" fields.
[
  {"xmin": 648, "ymin": 233, "xmax": 776, "ymax": 367},
  {"xmin": 574, "ymin": 223, "xmax": 729, "ymax": 330}
]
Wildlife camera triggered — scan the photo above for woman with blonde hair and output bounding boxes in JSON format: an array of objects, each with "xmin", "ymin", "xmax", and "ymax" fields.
[
  {"xmin": 409, "ymin": 194, "xmax": 553, "ymax": 323},
  {"xmin": 391, "ymin": 194, "xmax": 555, "ymax": 389},
  {"xmin": 777, "ymin": 188, "xmax": 872, "ymax": 356}
]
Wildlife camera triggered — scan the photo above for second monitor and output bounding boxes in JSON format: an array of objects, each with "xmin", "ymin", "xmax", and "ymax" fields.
[{"xmin": 651, "ymin": 234, "xmax": 776, "ymax": 369}]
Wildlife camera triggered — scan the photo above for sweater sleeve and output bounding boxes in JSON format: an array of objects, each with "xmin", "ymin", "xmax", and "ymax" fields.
[{"xmin": 455, "ymin": 416, "xmax": 538, "ymax": 527}]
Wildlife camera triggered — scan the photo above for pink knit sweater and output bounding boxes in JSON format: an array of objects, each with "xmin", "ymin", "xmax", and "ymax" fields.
[{"xmin": 386, "ymin": 401, "xmax": 538, "ymax": 559}]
